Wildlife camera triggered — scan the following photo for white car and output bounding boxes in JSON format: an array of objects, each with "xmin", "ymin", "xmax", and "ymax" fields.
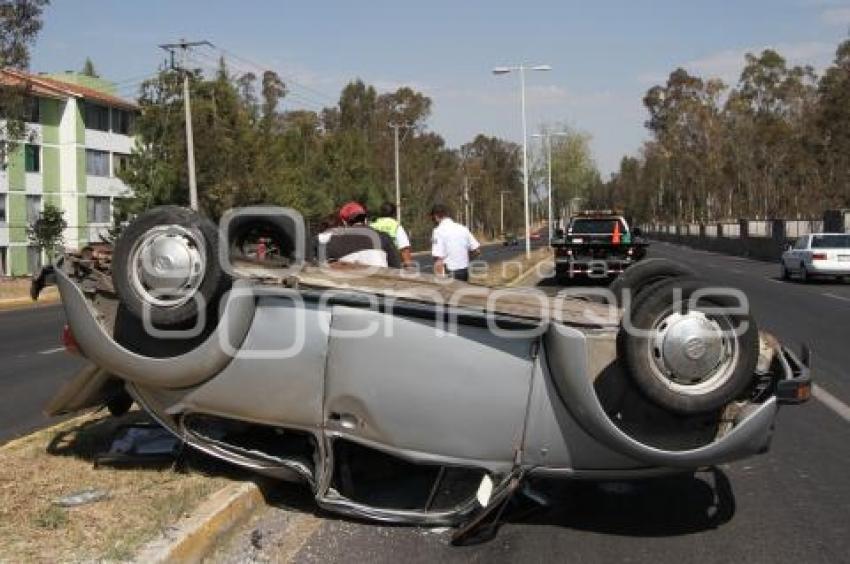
[{"xmin": 781, "ymin": 233, "xmax": 850, "ymax": 282}]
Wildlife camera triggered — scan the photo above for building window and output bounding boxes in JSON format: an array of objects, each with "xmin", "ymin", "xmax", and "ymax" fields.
[
  {"xmin": 84, "ymin": 103, "xmax": 110, "ymax": 131},
  {"xmin": 26, "ymin": 195, "xmax": 42, "ymax": 224},
  {"xmin": 87, "ymin": 196, "xmax": 111, "ymax": 223},
  {"xmin": 0, "ymin": 247, "xmax": 7, "ymax": 276},
  {"xmin": 113, "ymin": 152, "xmax": 130, "ymax": 177},
  {"xmin": 27, "ymin": 246, "xmax": 41, "ymax": 273},
  {"xmin": 85, "ymin": 149, "xmax": 110, "ymax": 176},
  {"xmin": 24, "ymin": 144, "xmax": 40, "ymax": 173},
  {"xmin": 0, "ymin": 193, "xmax": 6, "ymax": 223},
  {"xmin": 112, "ymin": 108, "xmax": 134, "ymax": 135},
  {"xmin": 24, "ymin": 97, "xmax": 40, "ymax": 123}
]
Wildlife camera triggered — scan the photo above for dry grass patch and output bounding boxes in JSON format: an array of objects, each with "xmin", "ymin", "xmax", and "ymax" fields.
[
  {"xmin": 0, "ymin": 410, "xmax": 231, "ymax": 562},
  {"xmin": 470, "ymin": 247, "xmax": 552, "ymax": 287}
]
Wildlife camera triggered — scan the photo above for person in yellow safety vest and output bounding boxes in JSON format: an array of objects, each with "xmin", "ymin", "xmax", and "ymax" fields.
[{"xmin": 371, "ymin": 202, "xmax": 414, "ymax": 267}]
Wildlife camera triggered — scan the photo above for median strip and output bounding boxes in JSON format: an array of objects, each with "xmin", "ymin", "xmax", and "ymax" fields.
[{"xmin": 0, "ymin": 409, "xmax": 231, "ymax": 562}]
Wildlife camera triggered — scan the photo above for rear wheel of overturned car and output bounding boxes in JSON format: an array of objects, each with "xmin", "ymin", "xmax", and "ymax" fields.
[
  {"xmin": 621, "ymin": 276, "xmax": 759, "ymax": 415},
  {"xmin": 112, "ymin": 206, "xmax": 230, "ymax": 327}
]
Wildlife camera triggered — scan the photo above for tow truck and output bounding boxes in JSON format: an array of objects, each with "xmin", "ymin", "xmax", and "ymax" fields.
[{"xmin": 552, "ymin": 210, "xmax": 648, "ymax": 281}]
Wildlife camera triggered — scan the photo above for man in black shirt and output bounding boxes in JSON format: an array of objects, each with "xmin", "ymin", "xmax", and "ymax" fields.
[{"xmin": 320, "ymin": 202, "xmax": 400, "ymax": 268}]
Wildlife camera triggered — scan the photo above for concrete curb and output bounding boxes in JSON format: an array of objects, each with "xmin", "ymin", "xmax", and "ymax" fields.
[{"xmin": 134, "ymin": 481, "xmax": 264, "ymax": 564}]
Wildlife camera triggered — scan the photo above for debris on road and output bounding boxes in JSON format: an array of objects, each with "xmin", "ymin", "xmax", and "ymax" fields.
[{"xmin": 53, "ymin": 488, "xmax": 110, "ymax": 508}]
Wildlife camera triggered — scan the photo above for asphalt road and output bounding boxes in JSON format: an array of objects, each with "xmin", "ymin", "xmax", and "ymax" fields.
[
  {"xmin": 0, "ymin": 304, "xmax": 86, "ymax": 443},
  {"xmin": 212, "ymin": 241, "xmax": 850, "ymax": 564}
]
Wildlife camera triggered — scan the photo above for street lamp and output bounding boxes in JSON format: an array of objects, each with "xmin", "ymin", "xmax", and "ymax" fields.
[
  {"xmin": 492, "ymin": 63, "xmax": 551, "ymax": 257},
  {"xmin": 499, "ymin": 190, "xmax": 511, "ymax": 234},
  {"xmin": 532, "ymin": 131, "xmax": 568, "ymax": 244}
]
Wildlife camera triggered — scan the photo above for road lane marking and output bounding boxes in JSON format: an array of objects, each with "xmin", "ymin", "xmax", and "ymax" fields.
[
  {"xmin": 813, "ymin": 385, "xmax": 850, "ymax": 424},
  {"xmin": 822, "ymin": 292, "xmax": 850, "ymax": 303},
  {"xmin": 37, "ymin": 347, "xmax": 65, "ymax": 355}
]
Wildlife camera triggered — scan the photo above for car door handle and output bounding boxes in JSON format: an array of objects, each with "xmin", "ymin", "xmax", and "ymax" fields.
[{"xmin": 327, "ymin": 412, "xmax": 360, "ymax": 430}]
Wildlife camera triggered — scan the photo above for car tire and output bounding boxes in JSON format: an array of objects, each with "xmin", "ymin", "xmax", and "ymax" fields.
[
  {"xmin": 112, "ymin": 206, "xmax": 230, "ymax": 327},
  {"xmin": 609, "ymin": 258, "xmax": 695, "ymax": 308},
  {"xmin": 621, "ymin": 276, "xmax": 759, "ymax": 415}
]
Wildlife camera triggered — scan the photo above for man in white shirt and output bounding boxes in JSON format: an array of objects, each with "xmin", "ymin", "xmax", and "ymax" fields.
[{"xmin": 430, "ymin": 203, "xmax": 480, "ymax": 281}]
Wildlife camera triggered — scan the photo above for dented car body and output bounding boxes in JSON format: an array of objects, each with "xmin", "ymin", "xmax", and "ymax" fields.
[{"xmin": 45, "ymin": 206, "xmax": 810, "ymax": 529}]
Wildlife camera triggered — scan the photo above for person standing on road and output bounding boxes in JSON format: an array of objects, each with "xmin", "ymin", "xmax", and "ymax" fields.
[
  {"xmin": 430, "ymin": 203, "xmax": 480, "ymax": 281},
  {"xmin": 371, "ymin": 202, "xmax": 414, "ymax": 268}
]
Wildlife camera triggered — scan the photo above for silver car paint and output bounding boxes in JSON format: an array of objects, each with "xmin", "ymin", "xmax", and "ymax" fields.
[
  {"xmin": 53, "ymin": 262, "xmax": 794, "ymax": 524},
  {"xmin": 183, "ymin": 297, "xmax": 331, "ymax": 429},
  {"xmin": 55, "ymin": 270, "xmax": 256, "ymax": 389},
  {"xmin": 324, "ymin": 305, "xmax": 533, "ymax": 466}
]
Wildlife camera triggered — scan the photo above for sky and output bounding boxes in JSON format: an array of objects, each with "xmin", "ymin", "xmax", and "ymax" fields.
[{"xmin": 30, "ymin": 0, "xmax": 850, "ymax": 176}]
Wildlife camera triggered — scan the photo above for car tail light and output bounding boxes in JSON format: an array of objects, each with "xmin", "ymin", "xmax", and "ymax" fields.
[
  {"xmin": 812, "ymin": 253, "xmax": 827, "ymax": 261},
  {"xmin": 777, "ymin": 378, "xmax": 812, "ymax": 403},
  {"xmin": 62, "ymin": 324, "xmax": 80, "ymax": 355}
]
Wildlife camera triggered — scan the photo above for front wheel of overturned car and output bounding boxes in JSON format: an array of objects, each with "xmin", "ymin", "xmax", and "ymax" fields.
[
  {"xmin": 112, "ymin": 206, "xmax": 230, "ymax": 327},
  {"xmin": 621, "ymin": 277, "xmax": 759, "ymax": 415}
]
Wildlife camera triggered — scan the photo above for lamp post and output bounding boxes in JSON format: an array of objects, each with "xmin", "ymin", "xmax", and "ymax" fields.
[
  {"xmin": 532, "ymin": 131, "xmax": 568, "ymax": 244},
  {"xmin": 493, "ymin": 63, "xmax": 551, "ymax": 257},
  {"xmin": 388, "ymin": 123, "xmax": 408, "ymax": 222},
  {"xmin": 499, "ymin": 190, "xmax": 511, "ymax": 234}
]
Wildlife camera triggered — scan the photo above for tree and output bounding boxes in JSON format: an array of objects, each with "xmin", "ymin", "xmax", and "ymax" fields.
[
  {"xmin": 119, "ymin": 67, "xmax": 525, "ymax": 249},
  {"xmin": 28, "ymin": 202, "xmax": 67, "ymax": 262},
  {"xmin": 81, "ymin": 56, "xmax": 98, "ymax": 77},
  {"xmin": 0, "ymin": 0, "xmax": 50, "ymax": 159}
]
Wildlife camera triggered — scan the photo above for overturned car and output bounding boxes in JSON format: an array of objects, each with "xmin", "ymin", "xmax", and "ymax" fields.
[{"xmin": 41, "ymin": 206, "xmax": 810, "ymax": 539}]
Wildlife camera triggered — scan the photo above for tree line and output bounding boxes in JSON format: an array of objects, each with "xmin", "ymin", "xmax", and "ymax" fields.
[
  {"xmin": 119, "ymin": 60, "xmax": 536, "ymax": 248},
  {"xmin": 600, "ymin": 39, "xmax": 850, "ymax": 224}
]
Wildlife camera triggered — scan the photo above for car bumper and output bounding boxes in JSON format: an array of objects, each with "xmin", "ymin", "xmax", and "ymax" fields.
[
  {"xmin": 809, "ymin": 262, "xmax": 850, "ymax": 276},
  {"xmin": 554, "ymin": 258, "xmax": 634, "ymax": 275}
]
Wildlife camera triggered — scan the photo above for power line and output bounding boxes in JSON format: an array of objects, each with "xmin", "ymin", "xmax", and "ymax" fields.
[
  {"xmin": 214, "ymin": 45, "xmax": 337, "ymax": 105},
  {"xmin": 183, "ymin": 47, "xmax": 328, "ymax": 112}
]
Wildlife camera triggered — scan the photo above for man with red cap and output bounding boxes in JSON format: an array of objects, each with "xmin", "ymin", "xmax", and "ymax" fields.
[{"xmin": 319, "ymin": 201, "xmax": 400, "ymax": 268}]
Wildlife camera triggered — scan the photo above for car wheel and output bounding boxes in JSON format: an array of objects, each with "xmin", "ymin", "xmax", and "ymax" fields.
[
  {"xmin": 112, "ymin": 206, "xmax": 230, "ymax": 327},
  {"xmin": 609, "ymin": 258, "xmax": 695, "ymax": 308},
  {"xmin": 799, "ymin": 263, "xmax": 808, "ymax": 283},
  {"xmin": 621, "ymin": 276, "xmax": 759, "ymax": 415}
]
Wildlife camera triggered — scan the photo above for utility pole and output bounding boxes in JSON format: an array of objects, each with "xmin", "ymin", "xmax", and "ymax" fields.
[
  {"xmin": 159, "ymin": 39, "xmax": 212, "ymax": 211},
  {"xmin": 500, "ymin": 190, "xmax": 511, "ymax": 234},
  {"xmin": 463, "ymin": 174, "xmax": 479, "ymax": 229},
  {"xmin": 388, "ymin": 123, "xmax": 408, "ymax": 223},
  {"xmin": 464, "ymin": 176, "xmax": 470, "ymax": 228}
]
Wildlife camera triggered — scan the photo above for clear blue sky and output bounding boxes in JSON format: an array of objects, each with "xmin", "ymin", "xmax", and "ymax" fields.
[{"xmin": 32, "ymin": 0, "xmax": 850, "ymax": 176}]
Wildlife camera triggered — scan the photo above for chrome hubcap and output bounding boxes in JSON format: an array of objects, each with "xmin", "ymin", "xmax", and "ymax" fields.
[
  {"xmin": 648, "ymin": 308, "xmax": 738, "ymax": 395},
  {"xmin": 129, "ymin": 225, "xmax": 206, "ymax": 308}
]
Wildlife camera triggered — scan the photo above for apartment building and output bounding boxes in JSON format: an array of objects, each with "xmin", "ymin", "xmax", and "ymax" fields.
[{"xmin": 0, "ymin": 68, "xmax": 137, "ymax": 276}]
